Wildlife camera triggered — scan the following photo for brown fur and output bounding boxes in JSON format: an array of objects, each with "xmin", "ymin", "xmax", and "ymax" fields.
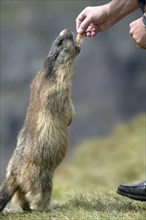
[{"xmin": 0, "ymin": 29, "xmax": 80, "ymax": 212}]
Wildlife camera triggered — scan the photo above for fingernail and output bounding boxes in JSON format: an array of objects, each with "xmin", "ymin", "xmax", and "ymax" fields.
[{"xmin": 78, "ymin": 28, "xmax": 84, "ymax": 34}]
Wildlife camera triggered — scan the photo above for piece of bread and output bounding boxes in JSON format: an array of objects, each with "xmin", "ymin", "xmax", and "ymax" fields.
[{"xmin": 76, "ymin": 33, "xmax": 83, "ymax": 45}]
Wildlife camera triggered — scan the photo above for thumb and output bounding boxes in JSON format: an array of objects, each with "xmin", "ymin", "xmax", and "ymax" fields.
[{"xmin": 77, "ymin": 17, "xmax": 92, "ymax": 34}]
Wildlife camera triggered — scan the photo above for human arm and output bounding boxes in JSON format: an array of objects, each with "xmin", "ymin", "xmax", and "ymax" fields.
[{"xmin": 76, "ymin": 0, "xmax": 139, "ymax": 37}]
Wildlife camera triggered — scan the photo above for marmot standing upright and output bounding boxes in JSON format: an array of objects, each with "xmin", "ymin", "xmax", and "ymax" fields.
[{"xmin": 0, "ymin": 29, "xmax": 80, "ymax": 212}]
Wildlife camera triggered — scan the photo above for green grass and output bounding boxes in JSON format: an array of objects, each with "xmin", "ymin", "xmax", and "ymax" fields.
[
  {"xmin": 0, "ymin": 114, "xmax": 146, "ymax": 219},
  {"xmin": 1, "ymin": 194, "xmax": 146, "ymax": 220},
  {"xmin": 1, "ymin": 192, "xmax": 146, "ymax": 220}
]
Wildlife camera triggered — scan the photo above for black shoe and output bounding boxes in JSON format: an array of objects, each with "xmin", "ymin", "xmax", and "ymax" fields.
[{"xmin": 117, "ymin": 180, "xmax": 146, "ymax": 201}]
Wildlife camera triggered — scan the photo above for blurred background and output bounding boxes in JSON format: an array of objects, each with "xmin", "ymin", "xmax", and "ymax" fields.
[{"xmin": 0, "ymin": 1, "xmax": 145, "ymax": 182}]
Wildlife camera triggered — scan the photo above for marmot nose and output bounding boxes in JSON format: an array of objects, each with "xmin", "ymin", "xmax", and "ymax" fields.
[{"xmin": 59, "ymin": 29, "xmax": 73, "ymax": 38}]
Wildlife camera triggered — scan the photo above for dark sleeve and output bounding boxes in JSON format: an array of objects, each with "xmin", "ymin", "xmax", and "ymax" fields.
[{"xmin": 137, "ymin": 0, "xmax": 146, "ymax": 13}]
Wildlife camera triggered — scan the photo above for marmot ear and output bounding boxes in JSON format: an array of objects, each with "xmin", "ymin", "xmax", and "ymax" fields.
[{"xmin": 43, "ymin": 57, "xmax": 56, "ymax": 79}]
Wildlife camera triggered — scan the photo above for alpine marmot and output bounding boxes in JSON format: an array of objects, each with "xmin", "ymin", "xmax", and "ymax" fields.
[{"xmin": 0, "ymin": 29, "xmax": 80, "ymax": 212}]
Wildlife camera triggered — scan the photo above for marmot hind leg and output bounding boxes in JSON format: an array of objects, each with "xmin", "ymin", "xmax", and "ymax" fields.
[
  {"xmin": 25, "ymin": 176, "xmax": 53, "ymax": 212},
  {"xmin": 13, "ymin": 189, "xmax": 31, "ymax": 212}
]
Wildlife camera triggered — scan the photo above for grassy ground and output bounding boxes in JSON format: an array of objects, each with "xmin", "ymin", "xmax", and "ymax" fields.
[
  {"xmin": 1, "ymin": 192, "xmax": 146, "ymax": 220},
  {"xmin": 0, "ymin": 114, "xmax": 146, "ymax": 219}
]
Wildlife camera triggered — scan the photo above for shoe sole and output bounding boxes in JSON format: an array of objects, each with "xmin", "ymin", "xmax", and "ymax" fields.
[{"xmin": 117, "ymin": 190, "xmax": 146, "ymax": 201}]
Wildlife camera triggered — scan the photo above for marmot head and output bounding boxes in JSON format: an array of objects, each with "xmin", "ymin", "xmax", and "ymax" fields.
[
  {"xmin": 49, "ymin": 29, "xmax": 80, "ymax": 61},
  {"xmin": 43, "ymin": 29, "xmax": 80, "ymax": 76}
]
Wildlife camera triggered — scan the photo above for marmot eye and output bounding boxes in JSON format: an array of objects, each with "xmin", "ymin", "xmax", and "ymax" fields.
[{"xmin": 56, "ymin": 38, "xmax": 63, "ymax": 46}]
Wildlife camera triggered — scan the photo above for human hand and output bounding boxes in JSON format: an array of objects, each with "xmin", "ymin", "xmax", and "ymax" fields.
[
  {"xmin": 76, "ymin": 5, "xmax": 114, "ymax": 37},
  {"xmin": 76, "ymin": 1, "xmax": 138, "ymax": 37},
  {"xmin": 129, "ymin": 17, "xmax": 146, "ymax": 49}
]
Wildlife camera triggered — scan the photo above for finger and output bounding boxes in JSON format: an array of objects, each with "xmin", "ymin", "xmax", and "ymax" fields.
[
  {"xmin": 87, "ymin": 25, "xmax": 93, "ymax": 31},
  {"xmin": 131, "ymin": 36, "xmax": 145, "ymax": 49},
  {"xmin": 76, "ymin": 18, "xmax": 82, "ymax": 32},
  {"xmin": 136, "ymin": 44, "xmax": 146, "ymax": 49},
  {"xmin": 86, "ymin": 32, "xmax": 91, "ymax": 37},
  {"xmin": 86, "ymin": 31, "xmax": 97, "ymax": 37},
  {"xmin": 129, "ymin": 22, "xmax": 133, "ymax": 29},
  {"xmin": 77, "ymin": 16, "xmax": 92, "ymax": 34},
  {"xmin": 91, "ymin": 31, "xmax": 97, "ymax": 37},
  {"xmin": 129, "ymin": 21, "xmax": 135, "ymax": 35},
  {"xmin": 129, "ymin": 25, "xmax": 134, "ymax": 37},
  {"xmin": 86, "ymin": 27, "xmax": 97, "ymax": 36},
  {"xmin": 76, "ymin": 11, "xmax": 87, "ymax": 29}
]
